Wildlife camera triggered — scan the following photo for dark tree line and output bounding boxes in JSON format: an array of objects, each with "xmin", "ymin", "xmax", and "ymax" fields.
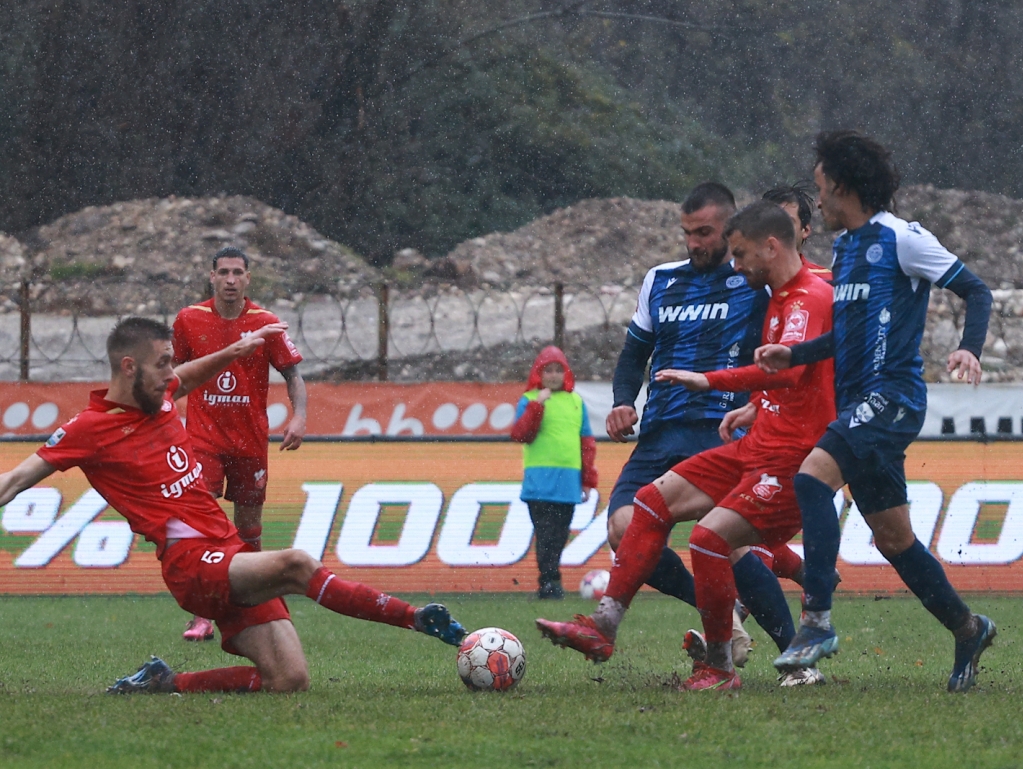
[{"xmin": 1, "ymin": 0, "xmax": 1021, "ymax": 262}]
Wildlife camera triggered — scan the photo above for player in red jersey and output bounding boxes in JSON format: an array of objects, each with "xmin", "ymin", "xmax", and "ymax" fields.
[
  {"xmin": 173, "ymin": 246, "xmax": 307, "ymax": 641},
  {"xmin": 0, "ymin": 317, "xmax": 466, "ymax": 695},
  {"xmin": 537, "ymin": 201, "xmax": 835, "ymax": 690}
]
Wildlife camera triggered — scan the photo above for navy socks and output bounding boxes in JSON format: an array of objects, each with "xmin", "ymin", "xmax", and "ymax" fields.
[
  {"xmin": 646, "ymin": 546, "xmax": 697, "ymax": 606},
  {"xmin": 732, "ymin": 551, "xmax": 795, "ymax": 652},
  {"xmin": 795, "ymin": 473, "xmax": 841, "ymax": 612},
  {"xmin": 888, "ymin": 539, "xmax": 971, "ymax": 632}
]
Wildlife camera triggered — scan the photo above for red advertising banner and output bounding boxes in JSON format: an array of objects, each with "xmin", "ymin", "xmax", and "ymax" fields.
[
  {"xmin": 1, "ymin": 440, "xmax": 1023, "ymax": 595},
  {"xmin": 0, "ymin": 382, "xmax": 526, "ymax": 437}
]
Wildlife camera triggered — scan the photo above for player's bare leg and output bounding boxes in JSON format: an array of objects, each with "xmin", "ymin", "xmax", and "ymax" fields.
[{"xmin": 234, "ymin": 503, "xmax": 264, "ymax": 550}]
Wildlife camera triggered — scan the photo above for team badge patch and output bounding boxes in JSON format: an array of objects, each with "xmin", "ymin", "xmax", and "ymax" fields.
[
  {"xmin": 752, "ymin": 474, "xmax": 782, "ymax": 501},
  {"xmin": 849, "ymin": 402, "xmax": 876, "ymax": 428},
  {"xmin": 44, "ymin": 427, "xmax": 66, "ymax": 448},
  {"xmin": 865, "ymin": 244, "xmax": 884, "ymax": 264},
  {"xmin": 726, "ymin": 275, "xmax": 745, "ymax": 289},
  {"xmin": 780, "ymin": 308, "xmax": 809, "ymax": 343}
]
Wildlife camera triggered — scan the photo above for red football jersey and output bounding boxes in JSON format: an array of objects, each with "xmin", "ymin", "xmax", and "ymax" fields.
[
  {"xmin": 801, "ymin": 254, "xmax": 832, "ymax": 283},
  {"xmin": 36, "ymin": 380, "xmax": 235, "ymax": 557},
  {"xmin": 705, "ymin": 264, "xmax": 835, "ymax": 456},
  {"xmin": 173, "ymin": 298, "xmax": 303, "ymax": 457}
]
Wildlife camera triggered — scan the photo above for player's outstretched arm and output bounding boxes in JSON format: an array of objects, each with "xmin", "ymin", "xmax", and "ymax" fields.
[
  {"xmin": 174, "ymin": 322, "xmax": 289, "ymax": 397},
  {"xmin": 0, "ymin": 455, "xmax": 57, "ymax": 507},
  {"xmin": 279, "ymin": 365, "xmax": 307, "ymax": 451},
  {"xmin": 653, "ymin": 369, "xmax": 710, "ymax": 391}
]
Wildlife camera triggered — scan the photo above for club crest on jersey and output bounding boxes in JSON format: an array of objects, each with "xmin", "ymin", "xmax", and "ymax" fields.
[
  {"xmin": 780, "ymin": 307, "xmax": 809, "ymax": 343},
  {"xmin": 752, "ymin": 474, "xmax": 782, "ymax": 500},
  {"xmin": 161, "ymin": 400, "xmax": 173, "ymax": 412},
  {"xmin": 217, "ymin": 371, "xmax": 237, "ymax": 393},
  {"xmin": 849, "ymin": 402, "xmax": 875, "ymax": 428},
  {"xmin": 726, "ymin": 275, "xmax": 745, "ymax": 288},
  {"xmin": 167, "ymin": 445, "xmax": 189, "ymax": 473},
  {"xmin": 865, "ymin": 244, "xmax": 884, "ymax": 264},
  {"xmin": 45, "ymin": 427, "xmax": 66, "ymax": 447}
]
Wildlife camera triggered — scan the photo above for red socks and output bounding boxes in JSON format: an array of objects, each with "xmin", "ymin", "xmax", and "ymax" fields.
[
  {"xmin": 175, "ymin": 667, "xmax": 262, "ymax": 693},
  {"xmin": 605, "ymin": 484, "xmax": 674, "ymax": 607},
  {"xmin": 305, "ymin": 567, "xmax": 416, "ymax": 629},
  {"xmin": 769, "ymin": 544, "xmax": 803, "ymax": 581},
  {"xmin": 689, "ymin": 526, "xmax": 736, "ymax": 644},
  {"xmin": 237, "ymin": 525, "xmax": 263, "ymax": 551}
]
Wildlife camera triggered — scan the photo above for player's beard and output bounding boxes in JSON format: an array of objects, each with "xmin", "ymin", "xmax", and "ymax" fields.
[
  {"xmin": 132, "ymin": 369, "xmax": 164, "ymax": 415},
  {"xmin": 688, "ymin": 241, "xmax": 729, "ymax": 273}
]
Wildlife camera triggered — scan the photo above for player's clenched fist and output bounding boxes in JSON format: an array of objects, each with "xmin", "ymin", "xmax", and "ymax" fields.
[
  {"xmin": 605, "ymin": 405, "xmax": 638, "ymax": 443},
  {"xmin": 754, "ymin": 343, "xmax": 792, "ymax": 374}
]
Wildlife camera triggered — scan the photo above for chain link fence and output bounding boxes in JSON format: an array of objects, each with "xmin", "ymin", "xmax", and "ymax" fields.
[{"xmin": 0, "ymin": 280, "xmax": 638, "ymax": 382}]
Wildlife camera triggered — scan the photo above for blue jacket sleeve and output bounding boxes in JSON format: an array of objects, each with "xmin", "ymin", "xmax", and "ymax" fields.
[
  {"xmin": 937, "ymin": 262, "xmax": 992, "ymax": 359},
  {"xmin": 612, "ymin": 323, "xmax": 655, "ymax": 408},
  {"xmin": 789, "ymin": 332, "xmax": 835, "ymax": 367}
]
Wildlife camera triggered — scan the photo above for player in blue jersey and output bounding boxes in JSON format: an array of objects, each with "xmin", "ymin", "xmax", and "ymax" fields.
[
  {"xmin": 757, "ymin": 131, "xmax": 996, "ymax": 692},
  {"xmin": 605, "ymin": 183, "xmax": 810, "ymax": 678}
]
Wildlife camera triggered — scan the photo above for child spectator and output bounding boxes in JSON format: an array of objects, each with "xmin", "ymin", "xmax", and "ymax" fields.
[{"xmin": 511, "ymin": 347, "xmax": 598, "ymax": 599}]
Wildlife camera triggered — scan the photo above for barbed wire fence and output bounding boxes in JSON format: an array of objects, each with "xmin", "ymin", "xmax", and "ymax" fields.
[{"xmin": 0, "ymin": 280, "xmax": 639, "ymax": 382}]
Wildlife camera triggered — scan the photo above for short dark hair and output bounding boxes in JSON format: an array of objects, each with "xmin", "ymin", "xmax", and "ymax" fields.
[
  {"xmin": 106, "ymin": 317, "xmax": 172, "ymax": 371},
  {"xmin": 814, "ymin": 130, "xmax": 900, "ymax": 213},
  {"xmin": 212, "ymin": 246, "xmax": 249, "ymax": 270},
  {"xmin": 682, "ymin": 182, "xmax": 736, "ymax": 215},
  {"xmin": 725, "ymin": 201, "xmax": 796, "ymax": 247},
  {"xmin": 762, "ymin": 182, "xmax": 815, "ymax": 229}
]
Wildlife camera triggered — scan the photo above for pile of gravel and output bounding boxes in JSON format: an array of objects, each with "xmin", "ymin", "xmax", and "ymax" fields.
[{"xmin": 3, "ymin": 195, "xmax": 378, "ymax": 315}]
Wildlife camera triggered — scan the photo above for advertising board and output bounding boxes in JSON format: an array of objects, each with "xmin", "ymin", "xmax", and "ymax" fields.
[{"xmin": 2, "ymin": 441, "xmax": 1022, "ymax": 595}]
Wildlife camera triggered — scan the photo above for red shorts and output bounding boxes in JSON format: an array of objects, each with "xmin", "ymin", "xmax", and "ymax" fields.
[
  {"xmin": 673, "ymin": 439, "xmax": 805, "ymax": 548},
  {"xmin": 161, "ymin": 535, "xmax": 290, "ymax": 655},
  {"xmin": 195, "ymin": 450, "xmax": 268, "ymax": 507}
]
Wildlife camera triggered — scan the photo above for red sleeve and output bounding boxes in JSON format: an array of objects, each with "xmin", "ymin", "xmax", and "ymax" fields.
[
  {"xmin": 36, "ymin": 415, "xmax": 95, "ymax": 471},
  {"xmin": 510, "ymin": 401, "xmax": 544, "ymax": 443},
  {"xmin": 706, "ymin": 363, "xmax": 806, "ymax": 392},
  {"xmin": 706, "ymin": 287, "xmax": 830, "ymax": 392},
  {"xmin": 171, "ymin": 313, "xmax": 190, "ymax": 365},
  {"xmin": 580, "ymin": 436, "xmax": 598, "ymax": 488},
  {"xmin": 269, "ymin": 327, "xmax": 304, "ymax": 371}
]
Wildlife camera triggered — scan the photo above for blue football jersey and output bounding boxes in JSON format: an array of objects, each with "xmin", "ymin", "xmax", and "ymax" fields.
[
  {"xmin": 830, "ymin": 211, "xmax": 963, "ymax": 412},
  {"xmin": 630, "ymin": 260, "xmax": 768, "ymax": 431}
]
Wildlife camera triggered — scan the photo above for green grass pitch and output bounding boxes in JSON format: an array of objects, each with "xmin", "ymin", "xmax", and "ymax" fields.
[{"xmin": 1, "ymin": 593, "xmax": 1021, "ymax": 768}]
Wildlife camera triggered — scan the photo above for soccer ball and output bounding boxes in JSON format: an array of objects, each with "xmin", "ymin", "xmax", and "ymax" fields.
[
  {"xmin": 456, "ymin": 627, "xmax": 526, "ymax": 692},
  {"xmin": 579, "ymin": 569, "xmax": 610, "ymax": 600}
]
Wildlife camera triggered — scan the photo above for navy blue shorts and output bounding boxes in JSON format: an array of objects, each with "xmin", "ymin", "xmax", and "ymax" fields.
[
  {"xmin": 818, "ymin": 392, "xmax": 924, "ymax": 516},
  {"xmin": 608, "ymin": 421, "xmax": 723, "ymax": 513}
]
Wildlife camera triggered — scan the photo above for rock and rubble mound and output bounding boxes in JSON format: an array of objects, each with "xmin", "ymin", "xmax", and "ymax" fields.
[
  {"xmin": 445, "ymin": 197, "xmax": 687, "ymax": 290},
  {"xmin": 4, "ymin": 196, "xmax": 378, "ymax": 315},
  {"xmin": 3, "ymin": 186, "xmax": 1023, "ymax": 382}
]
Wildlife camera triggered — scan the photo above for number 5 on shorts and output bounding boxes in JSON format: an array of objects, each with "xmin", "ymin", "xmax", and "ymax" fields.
[{"xmin": 201, "ymin": 550, "xmax": 225, "ymax": 564}]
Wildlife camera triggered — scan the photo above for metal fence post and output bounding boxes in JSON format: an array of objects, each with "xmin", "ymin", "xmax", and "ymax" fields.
[
  {"xmin": 377, "ymin": 281, "xmax": 389, "ymax": 381},
  {"xmin": 553, "ymin": 282, "xmax": 565, "ymax": 351},
  {"xmin": 19, "ymin": 280, "xmax": 30, "ymax": 382}
]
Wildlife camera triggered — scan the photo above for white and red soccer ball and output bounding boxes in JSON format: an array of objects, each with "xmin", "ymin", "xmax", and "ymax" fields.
[
  {"xmin": 579, "ymin": 568, "xmax": 610, "ymax": 600},
  {"xmin": 457, "ymin": 627, "xmax": 526, "ymax": 691}
]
